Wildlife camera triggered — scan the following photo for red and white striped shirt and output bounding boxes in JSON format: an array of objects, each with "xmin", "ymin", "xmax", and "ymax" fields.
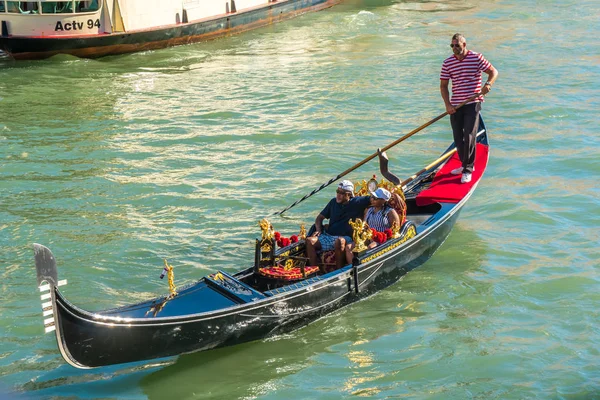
[{"xmin": 440, "ymin": 50, "xmax": 491, "ymax": 106}]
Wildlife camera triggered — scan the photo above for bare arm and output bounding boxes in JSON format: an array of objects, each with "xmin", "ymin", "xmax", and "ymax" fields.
[
  {"xmin": 388, "ymin": 209, "xmax": 400, "ymax": 230},
  {"xmin": 312, "ymin": 214, "xmax": 326, "ymax": 236},
  {"xmin": 440, "ymin": 79, "xmax": 455, "ymax": 114},
  {"xmin": 481, "ymin": 65, "xmax": 498, "ymax": 96}
]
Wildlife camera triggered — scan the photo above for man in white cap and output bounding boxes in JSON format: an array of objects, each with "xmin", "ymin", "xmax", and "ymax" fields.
[{"xmin": 305, "ymin": 180, "xmax": 371, "ymax": 271}]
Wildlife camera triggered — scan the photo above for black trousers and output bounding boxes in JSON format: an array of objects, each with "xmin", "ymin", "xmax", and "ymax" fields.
[{"xmin": 450, "ymin": 102, "xmax": 481, "ymax": 174}]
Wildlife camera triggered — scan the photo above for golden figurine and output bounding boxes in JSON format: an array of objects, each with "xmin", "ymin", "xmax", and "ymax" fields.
[
  {"xmin": 354, "ymin": 178, "xmax": 370, "ymax": 196},
  {"xmin": 299, "ymin": 224, "xmax": 306, "ymax": 240},
  {"xmin": 259, "ymin": 218, "xmax": 275, "ymax": 253},
  {"xmin": 259, "ymin": 218, "xmax": 274, "ymax": 241},
  {"xmin": 349, "ymin": 218, "xmax": 372, "ymax": 253},
  {"xmin": 163, "ymin": 259, "xmax": 177, "ymax": 299}
]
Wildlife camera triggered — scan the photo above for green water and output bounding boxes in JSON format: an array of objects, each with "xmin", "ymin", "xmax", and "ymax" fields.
[{"xmin": 1, "ymin": 0, "xmax": 599, "ymax": 398}]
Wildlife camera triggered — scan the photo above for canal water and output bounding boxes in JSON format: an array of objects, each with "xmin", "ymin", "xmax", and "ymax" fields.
[{"xmin": 1, "ymin": 0, "xmax": 599, "ymax": 398}]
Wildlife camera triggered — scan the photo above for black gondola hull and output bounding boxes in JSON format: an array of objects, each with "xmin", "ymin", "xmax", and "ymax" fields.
[{"xmin": 52, "ymin": 203, "xmax": 464, "ymax": 367}]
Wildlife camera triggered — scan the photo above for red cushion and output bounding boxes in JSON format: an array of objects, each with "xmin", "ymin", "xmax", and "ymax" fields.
[
  {"xmin": 259, "ymin": 265, "xmax": 320, "ymax": 280},
  {"xmin": 416, "ymin": 143, "xmax": 489, "ymax": 206}
]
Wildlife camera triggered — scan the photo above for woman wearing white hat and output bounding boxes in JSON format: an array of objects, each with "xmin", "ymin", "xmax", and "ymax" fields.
[
  {"xmin": 344, "ymin": 188, "xmax": 400, "ymax": 264},
  {"xmin": 365, "ymin": 188, "xmax": 400, "ymax": 241}
]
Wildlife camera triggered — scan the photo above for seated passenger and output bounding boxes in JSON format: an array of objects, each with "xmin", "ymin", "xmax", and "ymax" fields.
[
  {"xmin": 344, "ymin": 188, "xmax": 400, "ymax": 264},
  {"xmin": 305, "ymin": 180, "xmax": 371, "ymax": 272},
  {"xmin": 364, "ymin": 188, "xmax": 400, "ymax": 247}
]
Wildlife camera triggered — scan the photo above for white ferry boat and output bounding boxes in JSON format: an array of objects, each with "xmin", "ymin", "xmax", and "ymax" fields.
[{"xmin": 0, "ymin": 0, "xmax": 340, "ymax": 59}]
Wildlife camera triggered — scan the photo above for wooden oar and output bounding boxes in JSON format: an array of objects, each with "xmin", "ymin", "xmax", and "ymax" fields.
[
  {"xmin": 400, "ymin": 127, "xmax": 486, "ymax": 188},
  {"xmin": 400, "ymin": 149, "xmax": 457, "ymax": 188},
  {"xmin": 272, "ymin": 93, "xmax": 482, "ymax": 216}
]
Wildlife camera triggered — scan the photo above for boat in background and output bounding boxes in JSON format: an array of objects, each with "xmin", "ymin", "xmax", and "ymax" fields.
[
  {"xmin": 32, "ymin": 117, "xmax": 489, "ymax": 369},
  {"xmin": 0, "ymin": 0, "xmax": 341, "ymax": 59}
]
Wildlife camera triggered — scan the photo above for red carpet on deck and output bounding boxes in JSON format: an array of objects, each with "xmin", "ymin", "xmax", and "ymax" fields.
[{"xmin": 416, "ymin": 143, "xmax": 489, "ymax": 207}]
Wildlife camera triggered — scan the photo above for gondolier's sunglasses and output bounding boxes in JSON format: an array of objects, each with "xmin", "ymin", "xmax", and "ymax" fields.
[{"xmin": 449, "ymin": 43, "xmax": 463, "ymax": 48}]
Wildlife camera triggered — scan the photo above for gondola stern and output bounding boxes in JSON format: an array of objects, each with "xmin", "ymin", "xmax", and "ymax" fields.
[
  {"xmin": 33, "ymin": 243, "xmax": 62, "ymax": 335},
  {"xmin": 33, "ymin": 243, "xmax": 86, "ymax": 368},
  {"xmin": 34, "ymin": 243, "xmax": 59, "ymax": 287}
]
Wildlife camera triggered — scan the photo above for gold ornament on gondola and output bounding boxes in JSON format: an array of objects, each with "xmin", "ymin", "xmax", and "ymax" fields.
[
  {"xmin": 355, "ymin": 176, "xmax": 398, "ymax": 197},
  {"xmin": 299, "ymin": 224, "xmax": 306, "ymax": 240},
  {"xmin": 354, "ymin": 178, "xmax": 372, "ymax": 196},
  {"xmin": 349, "ymin": 218, "xmax": 372, "ymax": 253},
  {"xmin": 391, "ymin": 221, "xmax": 401, "ymax": 239},
  {"xmin": 284, "ymin": 259, "xmax": 295, "ymax": 270},
  {"xmin": 360, "ymin": 223, "xmax": 417, "ymax": 264},
  {"xmin": 163, "ymin": 259, "xmax": 177, "ymax": 299},
  {"xmin": 259, "ymin": 218, "xmax": 274, "ymax": 240},
  {"xmin": 259, "ymin": 218, "xmax": 275, "ymax": 252}
]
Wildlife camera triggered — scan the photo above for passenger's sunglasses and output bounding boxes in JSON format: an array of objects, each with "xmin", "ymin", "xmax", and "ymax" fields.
[
  {"xmin": 449, "ymin": 43, "xmax": 463, "ymax": 48},
  {"xmin": 336, "ymin": 189, "xmax": 348, "ymax": 195}
]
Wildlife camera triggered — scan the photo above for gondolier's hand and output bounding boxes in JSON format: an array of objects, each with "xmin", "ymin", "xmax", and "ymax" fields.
[
  {"xmin": 481, "ymin": 82, "xmax": 492, "ymax": 95},
  {"xmin": 445, "ymin": 104, "xmax": 456, "ymax": 115}
]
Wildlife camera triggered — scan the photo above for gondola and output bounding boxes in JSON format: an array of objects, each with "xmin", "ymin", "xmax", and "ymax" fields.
[{"xmin": 33, "ymin": 117, "xmax": 489, "ymax": 369}]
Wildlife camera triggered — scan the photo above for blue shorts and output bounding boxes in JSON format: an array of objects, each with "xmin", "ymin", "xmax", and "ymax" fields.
[{"xmin": 318, "ymin": 232, "xmax": 352, "ymax": 251}]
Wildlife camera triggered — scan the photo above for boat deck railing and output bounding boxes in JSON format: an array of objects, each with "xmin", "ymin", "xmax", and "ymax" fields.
[{"xmin": 0, "ymin": 0, "xmax": 100, "ymax": 15}]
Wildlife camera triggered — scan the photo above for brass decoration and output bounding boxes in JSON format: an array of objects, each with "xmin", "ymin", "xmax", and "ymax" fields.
[
  {"xmin": 354, "ymin": 176, "xmax": 402, "ymax": 197},
  {"xmin": 259, "ymin": 218, "xmax": 274, "ymax": 241},
  {"xmin": 259, "ymin": 218, "xmax": 275, "ymax": 253},
  {"xmin": 299, "ymin": 224, "xmax": 306, "ymax": 240},
  {"xmin": 163, "ymin": 259, "xmax": 177, "ymax": 299},
  {"xmin": 257, "ymin": 219, "xmax": 276, "ymax": 267},
  {"xmin": 360, "ymin": 224, "xmax": 417, "ymax": 264},
  {"xmin": 284, "ymin": 259, "xmax": 295, "ymax": 270},
  {"xmin": 391, "ymin": 221, "xmax": 401, "ymax": 239},
  {"xmin": 349, "ymin": 218, "xmax": 372, "ymax": 253},
  {"xmin": 213, "ymin": 272, "xmax": 225, "ymax": 282},
  {"xmin": 261, "ymin": 241, "xmax": 272, "ymax": 253},
  {"xmin": 354, "ymin": 179, "xmax": 370, "ymax": 196}
]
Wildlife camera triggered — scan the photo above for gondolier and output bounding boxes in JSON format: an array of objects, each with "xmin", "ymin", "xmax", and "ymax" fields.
[{"xmin": 440, "ymin": 33, "xmax": 498, "ymax": 184}]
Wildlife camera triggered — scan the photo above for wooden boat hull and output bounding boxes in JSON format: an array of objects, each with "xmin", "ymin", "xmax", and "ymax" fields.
[{"xmin": 0, "ymin": 0, "xmax": 340, "ymax": 60}]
